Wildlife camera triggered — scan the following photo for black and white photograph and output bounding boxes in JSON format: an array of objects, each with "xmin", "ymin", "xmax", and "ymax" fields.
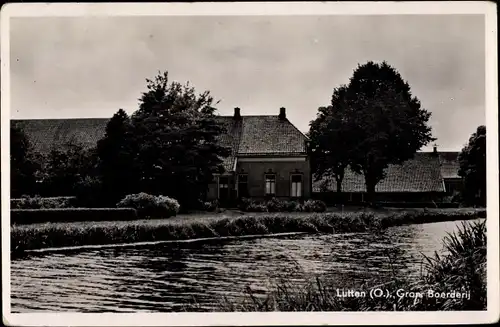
[{"xmin": 1, "ymin": 2, "xmax": 498, "ymax": 326}]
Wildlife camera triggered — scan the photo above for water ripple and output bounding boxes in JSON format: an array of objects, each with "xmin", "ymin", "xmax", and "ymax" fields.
[{"xmin": 11, "ymin": 219, "xmax": 480, "ymax": 312}]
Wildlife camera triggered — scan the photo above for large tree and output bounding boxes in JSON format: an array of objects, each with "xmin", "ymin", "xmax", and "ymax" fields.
[
  {"xmin": 96, "ymin": 109, "xmax": 137, "ymax": 204},
  {"xmin": 128, "ymin": 71, "xmax": 230, "ymax": 208},
  {"xmin": 458, "ymin": 125, "xmax": 486, "ymax": 206},
  {"xmin": 42, "ymin": 138, "xmax": 98, "ymax": 196},
  {"xmin": 10, "ymin": 123, "xmax": 41, "ymax": 197},
  {"xmin": 308, "ymin": 85, "xmax": 356, "ymax": 197},
  {"xmin": 343, "ymin": 61, "xmax": 434, "ymax": 203}
]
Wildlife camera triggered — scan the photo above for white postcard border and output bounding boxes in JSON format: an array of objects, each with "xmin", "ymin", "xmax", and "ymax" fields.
[{"xmin": 1, "ymin": 2, "xmax": 498, "ymax": 326}]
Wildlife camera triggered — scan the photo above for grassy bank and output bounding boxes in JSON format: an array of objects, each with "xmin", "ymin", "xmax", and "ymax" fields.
[
  {"xmin": 215, "ymin": 219, "xmax": 487, "ymax": 311},
  {"xmin": 11, "ymin": 208, "xmax": 485, "ymax": 253},
  {"xmin": 11, "ymin": 208, "xmax": 138, "ymax": 224}
]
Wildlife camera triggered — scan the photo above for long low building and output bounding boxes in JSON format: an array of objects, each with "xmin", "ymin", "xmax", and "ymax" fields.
[
  {"xmin": 13, "ymin": 114, "xmax": 463, "ymax": 204},
  {"xmin": 312, "ymin": 148, "xmax": 463, "ymax": 203}
]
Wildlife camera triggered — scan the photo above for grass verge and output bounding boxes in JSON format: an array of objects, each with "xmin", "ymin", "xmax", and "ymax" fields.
[
  {"xmin": 11, "ymin": 208, "xmax": 485, "ymax": 253},
  {"xmin": 11, "ymin": 208, "xmax": 138, "ymax": 224}
]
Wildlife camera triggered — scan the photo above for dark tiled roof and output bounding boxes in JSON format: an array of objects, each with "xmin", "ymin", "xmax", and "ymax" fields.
[
  {"xmin": 214, "ymin": 117, "xmax": 243, "ymax": 172},
  {"xmin": 238, "ymin": 116, "xmax": 308, "ymax": 155},
  {"xmin": 313, "ymin": 152, "xmax": 446, "ymax": 193},
  {"xmin": 12, "ymin": 114, "xmax": 308, "ymax": 173},
  {"xmin": 215, "ymin": 115, "xmax": 308, "ymax": 172},
  {"xmin": 12, "ymin": 118, "xmax": 109, "ymax": 154},
  {"xmin": 438, "ymin": 151, "xmax": 461, "ymax": 179}
]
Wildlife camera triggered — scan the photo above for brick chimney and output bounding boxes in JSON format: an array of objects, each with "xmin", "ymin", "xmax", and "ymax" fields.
[
  {"xmin": 234, "ymin": 107, "xmax": 241, "ymax": 120},
  {"xmin": 279, "ymin": 107, "xmax": 286, "ymax": 120}
]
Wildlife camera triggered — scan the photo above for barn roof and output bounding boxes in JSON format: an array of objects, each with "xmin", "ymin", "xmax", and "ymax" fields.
[
  {"xmin": 12, "ymin": 113, "xmax": 308, "ymax": 173},
  {"xmin": 12, "ymin": 118, "xmax": 109, "ymax": 154},
  {"xmin": 312, "ymin": 152, "xmax": 446, "ymax": 193}
]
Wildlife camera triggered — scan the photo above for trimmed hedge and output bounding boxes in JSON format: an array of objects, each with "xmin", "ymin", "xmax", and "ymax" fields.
[
  {"xmin": 11, "ymin": 208, "xmax": 138, "ymax": 225},
  {"xmin": 11, "ymin": 196, "xmax": 77, "ymax": 209}
]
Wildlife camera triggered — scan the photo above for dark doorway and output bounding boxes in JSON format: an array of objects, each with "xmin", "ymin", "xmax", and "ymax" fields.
[
  {"xmin": 219, "ymin": 176, "xmax": 230, "ymax": 204},
  {"xmin": 238, "ymin": 174, "xmax": 249, "ymax": 199}
]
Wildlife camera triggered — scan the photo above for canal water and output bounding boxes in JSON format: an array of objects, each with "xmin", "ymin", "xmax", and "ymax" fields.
[{"xmin": 10, "ymin": 219, "xmax": 482, "ymax": 312}]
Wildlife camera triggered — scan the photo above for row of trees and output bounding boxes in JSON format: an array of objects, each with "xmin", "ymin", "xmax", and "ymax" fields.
[
  {"xmin": 308, "ymin": 61, "xmax": 486, "ymax": 206},
  {"xmin": 11, "ymin": 71, "xmax": 231, "ymax": 209},
  {"xmin": 11, "ymin": 62, "xmax": 487, "ymax": 208}
]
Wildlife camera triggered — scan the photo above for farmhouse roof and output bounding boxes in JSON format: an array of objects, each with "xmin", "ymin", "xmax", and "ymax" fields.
[
  {"xmin": 214, "ymin": 115, "xmax": 308, "ymax": 171},
  {"xmin": 312, "ymin": 152, "xmax": 447, "ymax": 193},
  {"xmin": 12, "ymin": 111, "xmax": 308, "ymax": 173}
]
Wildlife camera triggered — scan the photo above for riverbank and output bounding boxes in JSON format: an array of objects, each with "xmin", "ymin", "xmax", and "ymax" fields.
[
  {"xmin": 11, "ymin": 208, "xmax": 485, "ymax": 253},
  {"xmin": 215, "ymin": 219, "xmax": 487, "ymax": 311}
]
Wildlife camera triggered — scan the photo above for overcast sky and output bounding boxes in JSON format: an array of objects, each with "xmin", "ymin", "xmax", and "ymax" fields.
[{"xmin": 9, "ymin": 14, "xmax": 485, "ymax": 151}]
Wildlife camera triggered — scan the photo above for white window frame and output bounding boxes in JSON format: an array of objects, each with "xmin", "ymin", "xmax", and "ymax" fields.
[
  {"xmin": 265, "ymin": 174, "xmax": 276, "ymax": 196},
  {"xmin": 290, "ymin": 174, "xmax": 303, "ymax": 198}
]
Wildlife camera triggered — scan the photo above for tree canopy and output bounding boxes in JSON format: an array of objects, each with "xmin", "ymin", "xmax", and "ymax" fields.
[
  {"xmin": 458, "ymin": 125, "xmax": 486, "ymax": 206},
  {"xmin": 42, "ymin": 139, "xmax": 98, "ymax": 197},
  {"xmin": 11, "ymin": 71, "xmax": 230, "ymax": 208},
  {"xmin": 308, "ymin": 85, "xmax": 356, "ymax": 195},
  {"xmin": 10, "ymin": 123, "xmax": 41, "ymax": 197},
  {"xmin": 11, "ymin": 123, "xmax": 98, "ymax": 198},
  {"xmin": 309, "ymin": 61, "xmax": 435, "ymax": 203},
  {"xmin": 96, "ymin": 108, "xmax": 137, "ymax": 204},
  {"xmin": 124, "ymin": 71, "xmax": 230, "ymax": 208}
]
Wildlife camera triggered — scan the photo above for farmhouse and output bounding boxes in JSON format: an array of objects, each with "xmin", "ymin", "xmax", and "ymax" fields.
[
  {"xmin": 12, "ymin": 107, "xmax": 312, "ymax": 204},
  {"xmin": 13, "ymin": 109, "xmax": 462, "ymax": 205},
  {"xmin": 206, "ymin": 107, "xmax": 311, "ymax": 204}
]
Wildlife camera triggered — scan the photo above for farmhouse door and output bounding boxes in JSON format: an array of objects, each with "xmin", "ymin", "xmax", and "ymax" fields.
[
  {"xmin": 219, "ymin": 176, "xmax": 230, "ymax": 204},
  {"xmin": 238, "ymin": 174, "xmax": 249, "ymax": 199}
]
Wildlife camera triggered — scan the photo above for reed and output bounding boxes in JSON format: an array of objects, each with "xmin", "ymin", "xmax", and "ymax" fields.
[{"xmin": 214, "ymin": 219, "xmax": 487, "ymax": 311}]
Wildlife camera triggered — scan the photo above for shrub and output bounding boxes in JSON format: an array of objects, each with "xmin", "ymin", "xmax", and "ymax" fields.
[
  {"xmin": 73, "ymin": 176, "xmax": 106, "ymax": 207},
  {"xmin": 283, "ymin": 200, "xmax": 299, "ymax": 212},
  {"xmin": 294, "ymin": 202, "xmax": 305, "ymax": 212},
  {"xmin": 265, "ymin": 198, "xmax": 285, "ymax": 212},
  {"xmin": 238, "ymin": 198, "xmax": 253, "ymax": 211},
  {"xmin": 156, "ymin": 195, "xmax": 181, "ymax": 217},
  {"xmin": 239, "ymin": 198, "xmax": 327, "ymax": 213},
  {"xmin": 301, "ymin": 199, "xmax": 327, "ymax": 213},
  {"xmin": 10, "ymin": 195, "xmax": 75, "ymax": 209},
  {"xmin": 265, "ymin": 198, "xmax": 302, "ymax": 212},
  {"xmin": 239, "ymin": 198, "xmax": 268, "ymax": 212},
  {"xmin": 247, "ymin": 202, "xmax": 268, "ymax": 212},
  {"xmin": 201, "ymin": 199, "xmax": 219, "ymax": 212},
  {"xmin": 451, "ymin": 191, "xmax": 463, "ymax": 204},
  {"xmin": 116, "ymin": 193, "xmax": 180, "ymax": 218},
  {"xmin": 11, "ymin": 208, "xmax": 138, "ymax": 225}
]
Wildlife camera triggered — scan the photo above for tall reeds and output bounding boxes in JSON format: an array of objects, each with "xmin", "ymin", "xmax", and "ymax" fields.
[{"xmin": 214, "ymin": 219, "xmax": 487, "ymax": 311}]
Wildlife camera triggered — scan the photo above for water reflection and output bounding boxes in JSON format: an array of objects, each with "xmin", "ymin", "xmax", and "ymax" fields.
[{"xmin": 11, "ymin": 219, "xmax": 480, "ymax": 312}]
